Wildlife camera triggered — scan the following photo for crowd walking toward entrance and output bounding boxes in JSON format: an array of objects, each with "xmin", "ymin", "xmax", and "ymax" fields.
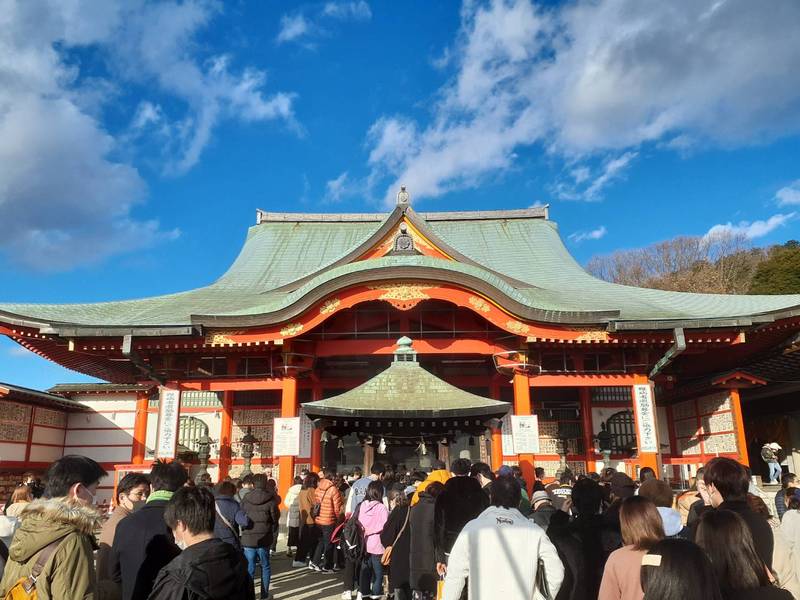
[{"xmin": 0, "ymin": 454, "xmax": 798, "ymax": 599}]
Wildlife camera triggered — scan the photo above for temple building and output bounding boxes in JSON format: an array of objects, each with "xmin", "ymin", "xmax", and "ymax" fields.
[{"xmin": 3, "ymin": 187, "xmax": 800, "ymax": 502}]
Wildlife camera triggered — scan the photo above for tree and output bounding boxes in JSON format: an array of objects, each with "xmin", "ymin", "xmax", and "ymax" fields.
[
  {"xmin": 587, "ymin": 231, "xmax": 766, "ymax": 294},
  {"xmin": 748, "ymin": 241, "xmax": 800, "ymax": 294}
]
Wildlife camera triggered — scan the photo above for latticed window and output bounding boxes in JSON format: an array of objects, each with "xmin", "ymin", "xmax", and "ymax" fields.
[
  {"xmin": 606, "ymin": 410, "xmax": 636, "ymax": 453},
  {"xmin": 178, "ymin": 416, "xmax": 209, "ymax": 452},
  {"xmin": 591, "ymin": 387, "xmax": 631, "ymax": 403}
]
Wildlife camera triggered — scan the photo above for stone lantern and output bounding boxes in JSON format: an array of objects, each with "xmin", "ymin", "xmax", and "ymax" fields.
[
  {"xmin": 194, "ymin": 433, "xmax": 214, "ymax": 485},
  {"xmin": 596, "ymin": 422, "xmax": 613, "ymax": 470},
  {"xmin": 240, "ymin": 427, "xmax": 259, "ymax": 477}
]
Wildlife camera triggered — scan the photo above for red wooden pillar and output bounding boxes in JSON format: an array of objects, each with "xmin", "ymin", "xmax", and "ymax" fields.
[
  {"xmin": 631, "ymin": 374, "xmax": 660, "ymax": 477},
  {"xmin": 579, "ymin": 387, "xmax": 595, "ymax": 474},
  {"xmin": 490, "ymin": 380, "xmax": 503, "ymax": 470},
  {"xmin": 218, "ymin": 357, "xmax": 238, "ymax": 480},
  {"xmin": 131, "ymin": 390, "xmax": 150, "ymax": 464},
  {"xmin": 279, "ymin": 376, "xmax": 298, "ymax": 502},
  {"xmin": 513, "ymin": 371, "xmax": 535, "ymax": 495},
  {"xmin": 310, "ymin": 383, "xmax": 323, "ymax": 473},
  {"xmin": 730, "ymin": 388, "xmax": 750, "ymax": 466}
]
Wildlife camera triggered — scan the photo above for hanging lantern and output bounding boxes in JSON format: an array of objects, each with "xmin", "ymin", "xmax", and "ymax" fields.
[
  {"xmin": 417, "ymin": 438, "xmax": 428, "ymax": 455},
  {"xmin": 337, "ymin": 438, "xmax": 344, "ymax": 450},
  {"xmin": 378, "ymin": 437, "xmax": 387, "ymax": 454},
  {"xmin": 321, "ymin": 431, "xmax": 330, "ymax": 444}
]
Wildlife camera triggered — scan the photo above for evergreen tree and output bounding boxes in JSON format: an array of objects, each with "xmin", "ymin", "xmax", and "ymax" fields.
[{"xmin": 749, "ymin": 241, "xmax": 800, "ymax": 294}]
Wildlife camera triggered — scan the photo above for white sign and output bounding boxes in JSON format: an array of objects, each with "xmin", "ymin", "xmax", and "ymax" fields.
[
  {"xmin": 156, "ymin": 387, "xmax": 181, "ymax": 459},
  {"xmin": 501, "ymin": 413, "xmax": 515, "ymax": 455},
  {"xmin": 273, "ymin": 417, "xmax": 301, "ymax": 456},
  {"xmin": 633, "ymin": 384, "xmax": 658, "ymax": 453},
  {"xmin": 299, "ymin": 408, "xmax": 313, "ymax": 458},
  {"xmin": 511, "ymin": 415, "xmax": 540, "ymax": 454}
]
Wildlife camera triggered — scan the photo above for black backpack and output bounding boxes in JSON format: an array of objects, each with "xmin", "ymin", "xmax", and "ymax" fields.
[{"xmin": 339, "ymin": 502, "xmax": 366, "ymax": 562}]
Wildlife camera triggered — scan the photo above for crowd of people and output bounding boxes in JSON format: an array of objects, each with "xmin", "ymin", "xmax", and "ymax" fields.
[{"xmin": 0, "ymin": 455, "xmax": 798, "ymax": 599}]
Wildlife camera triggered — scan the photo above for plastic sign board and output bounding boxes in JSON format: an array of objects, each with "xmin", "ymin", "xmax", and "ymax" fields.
[
  {"xmin": 156, "ymin": 387, "xmax": 180, "ymax": 459},
  {"xmin": 634, "ymin": 384, "xmax": 658, "ymax": 453},
  {"xmin": 273, "ymin": 417, "xmax": 301, "ymax": 456},
  {"xmin": 511, "ymin": 415, "xmax": 540, "ymax": 454}
]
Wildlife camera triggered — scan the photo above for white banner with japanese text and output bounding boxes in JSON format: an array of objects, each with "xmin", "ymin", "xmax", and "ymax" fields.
[
  {"xmin": 156, "ymin": 387, "xmax": 181, "ymax": 459},
  {"xmin": 273, "ymin": 417, "xmax": 301, "ymax": 456},
  {"xmin": 511, "ymin": 415, "xmax": 540, "ymax": 454},
  {"xmin": 633, "ymin": 384, "xmax": 658, "ymax": 453}
]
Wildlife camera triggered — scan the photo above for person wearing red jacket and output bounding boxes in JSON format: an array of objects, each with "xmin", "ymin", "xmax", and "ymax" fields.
[{"xmin": 310, "ymin": 466, "xmax": 343, "ymax": 572}]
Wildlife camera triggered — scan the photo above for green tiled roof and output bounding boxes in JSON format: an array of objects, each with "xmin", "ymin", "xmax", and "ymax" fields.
[
  {"xmin": 302, "ymin": 358, "xmax": 511, "ymax": 419},
  {"xmin": 2, "ymin": 206, "xmax": 800, "ymax": 331}
]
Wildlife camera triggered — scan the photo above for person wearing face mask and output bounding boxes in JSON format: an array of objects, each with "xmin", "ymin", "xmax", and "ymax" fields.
[
  {"xmin": 96, "ymin": 473, "xmax": 151, "ymax": 600},
  {"xmin": 0, "ymin": 454, "xmax": 108, "ymax": 599},
  {"xmin": 110, "ymin": 460, "xmax": 189, "ymax": 600},
  {"xmin": 148, "ymin": 486, "xmax": 254, "ymax": 600}
]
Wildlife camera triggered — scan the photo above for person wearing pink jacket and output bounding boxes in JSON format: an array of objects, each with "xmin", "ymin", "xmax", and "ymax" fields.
[{"xmin": 357, "ymin": 481, "xmax": 389, "ymax": 599}]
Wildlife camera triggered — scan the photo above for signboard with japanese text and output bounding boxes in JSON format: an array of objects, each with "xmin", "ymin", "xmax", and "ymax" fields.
[
  {"xmin": 273, "ymin": 417, "xmax": 301, "ymax": 456},
  {"xmin": 511, "ymin": 415, "xmax": 540, "ymax": 454},
  {"xmin": 299, "ymin": 408, "xmax": 313, "ymax": 458},
  {"xmin": 501, "ymin": 413, "xmax": 515, "ymax": 455},
  {"xmin": 155, "ymin": 387, "xmax": 180, "ymax": 459},
  {"xmin": 633, "ymin": 384, "xmax": 658, "ymax": 453}
]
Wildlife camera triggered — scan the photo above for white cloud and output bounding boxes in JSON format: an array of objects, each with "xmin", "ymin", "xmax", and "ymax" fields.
[
  {"xmin": 324, "ymin": 171, "xmax": 351, "ymax": 203},
  {"xmin": 278, "ymin": 2, "xmax": 372, "ymax": 46},
  {"xmin": 364, "ymin": 0, "xmax": 800, "ymax": 206},
  {"xmin": 322, "ymin": 1, "xmax": 372, "ymax": 20},
  {"xmin": 706, "ymin": 213, "xmax": 796, "ymax": 240},
  {"xmin": 568, "ymin": 226, "xmax": 608, "ymax": 243},
  {"xmin": 0, "ymin": 0, "xmax": 295, "ymax": 270},
  {"xmin": 276, "ymin": 14, "xmax": 312, "ymax": 44},
  {"xmin": 776, "ymin": 180, "xmax": 800, "ymax": 206}
]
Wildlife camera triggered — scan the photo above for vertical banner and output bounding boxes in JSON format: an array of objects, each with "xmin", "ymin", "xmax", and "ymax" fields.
[
  {"xmin": 511, "ymin": 415, "xmax": 540, "ymax": 453},
  {"xmin": 156, "ymin": 387, "xmax": 181, "ymax": 459},
  {"xmin": 501, "ymin": 413, "xmax": 515, "ymax": 455},
  {"xmin": 634, "ymin": 384, "xmax": 658, "ymax": 453},
  {"xmin": 273, "ymin": 417, "xmax": 301, "ymax": 456},
  {"xmin": 298, "ymin": 408, "xmax": 313, "ymax": 459}
]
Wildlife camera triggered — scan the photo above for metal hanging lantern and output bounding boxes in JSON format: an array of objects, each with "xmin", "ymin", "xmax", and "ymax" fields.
[{"xmin": 378, "ymin": 437, "xmax": 387, "ymax": 454}]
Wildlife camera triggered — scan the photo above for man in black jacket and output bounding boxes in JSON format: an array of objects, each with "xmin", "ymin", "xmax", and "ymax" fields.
[
  {"xmin": 111, "ymin": 460, "xmax": 188, "ymax": 600},
  {"xmin": 149, "ymin": 486, "xmax": 254, "ymax": 600},
  {"xmin": 434, "ymin": 458, "xmax": 489, "ymax": 573},
  {"xmin": 694, "ymin": 456, "xmax": 774, "ymax": 570},
  {"xmin": 240, "ymin": 473, "xmax": 280, "ymax": 600}
]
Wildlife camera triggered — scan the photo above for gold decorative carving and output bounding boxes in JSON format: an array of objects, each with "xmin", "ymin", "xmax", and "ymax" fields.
[
  {"xmin": 575, "ymin": 330, "xmax": 610, "ymax": 342},
  {"xmin": 205, "ymin": 330, "xmax": 246, "ymax": 346},
  {"xmin": 505, "ymin": 320, "xmax": 530, "ymax": 335},
  {"xmin": 280, "ymin": 323, "xmax": 304, "ymax": 337},
  {"xmin": 369, "ymin": 283, "xmax": 431, "ymax": 310},
  {"xmin": 468, "ymin": 296, "xmax": 491, "ymax": 313},
  {"xmin": 319, "ymin": 298, "xmax": 341, "ymax": 315}
]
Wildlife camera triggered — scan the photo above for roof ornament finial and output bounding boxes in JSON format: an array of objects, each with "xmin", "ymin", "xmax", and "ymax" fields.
[
  {"xmin": 394, "ymin": 336, "xmax": 417, "ymax": 363},
  {"xmin": 396, "ymin": 185, "xmax": 410, "ymax": 207}
]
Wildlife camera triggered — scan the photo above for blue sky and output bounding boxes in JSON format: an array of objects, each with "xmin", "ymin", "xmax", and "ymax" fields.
[{"xmin": 2, "ymin": 0, "xmax": 800, "ymax": 389}]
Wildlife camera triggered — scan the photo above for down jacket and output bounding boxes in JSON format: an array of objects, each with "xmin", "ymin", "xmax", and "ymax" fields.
[
  {"xmin": 313, "ymin": 479, "xmax": 343, "ymax": 526},
  {"xmin": 240, "ymin": 488, "xmax": 280, "ymax": 548},
  {"xmin": 0, "ymin": 497, "xmax": 100, "ymax": 600}
]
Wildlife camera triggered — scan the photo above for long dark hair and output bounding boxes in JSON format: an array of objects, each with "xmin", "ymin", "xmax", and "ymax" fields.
[
  {"xmin": 365, "ymin": 480, "xmax": 384, "ymax": 502},
  {"xmin": 641, "ymin": 538, "xmax": 722, "ymax": 600},
  {"xmin": 695, "ymin": 509, "xmax": 770, "ymax": 592}
]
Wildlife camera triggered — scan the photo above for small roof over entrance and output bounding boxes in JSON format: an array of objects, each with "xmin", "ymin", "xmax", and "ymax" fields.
[{"xmin": 302, "ymin": 337, "xmax": 510, "ymax": 420}]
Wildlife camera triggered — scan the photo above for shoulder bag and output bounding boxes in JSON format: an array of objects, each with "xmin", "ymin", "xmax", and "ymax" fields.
[{"xmin": 381, "ymin": 506, "xmax": 410, "ymax": 566}]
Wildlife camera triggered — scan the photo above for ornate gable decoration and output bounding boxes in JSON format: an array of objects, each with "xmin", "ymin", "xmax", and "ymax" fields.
[{"xmin": 387, "ymin": 224, "xmax": 420, "ymax": 256}]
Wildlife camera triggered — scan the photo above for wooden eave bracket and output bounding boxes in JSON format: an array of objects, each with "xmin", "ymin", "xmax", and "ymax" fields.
[{"xmin": 711, "ymin": 370, "xmax": 767, "ymax": 388}]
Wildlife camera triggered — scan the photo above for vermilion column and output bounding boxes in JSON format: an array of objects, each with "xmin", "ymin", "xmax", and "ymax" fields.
[
  {"xmin": 513, "ymin": 371, "xmax": 535, "ymax": 495},
  {"xmin": 631, "ymin": 374, "xmax": 660, "ymax": 476},
  {"xmin": 730, "ymin": 388, "xmax": 750, "ymax": 466},
  {"xmin": 218, "ymin": 357, "xmax": 238, "ymax": 480},
  {"xmin": 489, "ymin": 380, "xmax": 503, "ymax": 470},
  {"xmin": 131, "ymin": 391, "xmax": 149, "ymax": 464},
  {"xmin": 278, "ymin": 376, "xmax": 298, "ymax": 502},
  {"xmin": 579, "ymin": 387, "xmax": 595, "ymax": 474}
]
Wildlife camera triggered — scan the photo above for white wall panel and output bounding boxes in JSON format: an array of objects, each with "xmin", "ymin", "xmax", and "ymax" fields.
[
  {"xmin": 63, "ymin": 446, "xmax": 132, "ymax": 463},
  {"xmin": 68, "ymin": 412, "xmax": 136, "ymax": 430},
  {"xmin": 29, "ymin": 445, "xmax": 63, "ymax": 462},
  {"xmin": 0, "ymin": 443, "xmax": 27, "ymax": 462},
  {"xmin": 73, "ymin": 395, "xmax": 138, "ymax": 406},
  {"xmin": 32, "ymin": 426, "xmax": 66, "ymax": 446},
  {"xmin": 65, "ymin": 429, "xmax": 134, "ymax": 446},
  {"xmin": 146, "ymin": 412, "xmax": 158, "ymax": 459}
]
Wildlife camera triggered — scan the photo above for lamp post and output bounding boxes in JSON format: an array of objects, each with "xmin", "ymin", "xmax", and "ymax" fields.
[
  {"xmin": 240, "ymin": 427, "xmax": 259, "ymax": 477},
  {"xmin": 194, "ymin": 433, "xmax": 214, "ymax": 485}
]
